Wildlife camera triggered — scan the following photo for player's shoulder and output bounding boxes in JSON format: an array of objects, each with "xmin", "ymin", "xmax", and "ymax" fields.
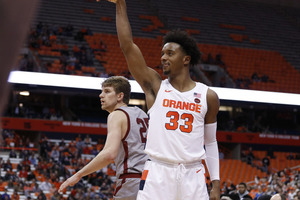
[
  {"xmin": 207, "ymin": 88, "xmax": 219, "ymax": 99},
  {"xmin": 108, "ymin": 109, "xmax": 128, "ymax": 121},
  {"xmin": 206, "ymin": 88, "xmax": 220, "ymax": 110},
  {"xmin": 130, "ymin": 106, "xmax": 148, "ymax": 116}
]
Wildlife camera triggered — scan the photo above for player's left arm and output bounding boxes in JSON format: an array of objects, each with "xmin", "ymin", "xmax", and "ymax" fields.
[{"xmin": 205, "ymin": 88, "xmax": 220, "ymax": 200}]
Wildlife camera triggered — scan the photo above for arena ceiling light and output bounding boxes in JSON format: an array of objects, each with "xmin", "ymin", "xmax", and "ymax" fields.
[
  {"xmin": 19, "ymin": 91, "xmax": 30, "ymax": 96},
  {"xmin": 8, "ymin": 71, "xmax": 300, "ymax": 106}
]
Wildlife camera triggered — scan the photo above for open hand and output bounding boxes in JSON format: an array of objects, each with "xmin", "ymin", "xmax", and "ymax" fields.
[{"xmin": 58, "ymin": 174, "xmax": 81, "ymax": 193}]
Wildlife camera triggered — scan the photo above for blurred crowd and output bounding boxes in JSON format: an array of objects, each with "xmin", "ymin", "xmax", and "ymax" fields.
[{"xmin": 0, "ymin": 129, "xmax": 299, "ymax": 200}]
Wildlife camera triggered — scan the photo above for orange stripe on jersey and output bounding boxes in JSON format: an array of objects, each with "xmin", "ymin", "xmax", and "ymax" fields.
[{"xmin": 141, "ymin": 170, "xmax": 149, "ymax": 181}]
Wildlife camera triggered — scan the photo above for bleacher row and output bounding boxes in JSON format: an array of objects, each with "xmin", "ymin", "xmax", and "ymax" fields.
[
  {"xmin": 0, "ymin": 137, "xmax": 115, "ymax": 200},
  {"xmin": 27, "ymin": 0, "xmax": 300, "ymax": 94},
  {"xmin": 220, "ymin": 152, "xmax": 300, "ymax": 185},
  {"xmin": 29, "ymin": 28, "xmax": 300, "ymax": 93},
  {"xmin": 1, "ymin": 138, "xmax": 299, "ymax": 188}
]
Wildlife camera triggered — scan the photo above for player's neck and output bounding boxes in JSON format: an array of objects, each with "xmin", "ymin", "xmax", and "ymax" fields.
[
  {"xmin": 115, "ymin": 102, "xmax": 127, "ymax": 110},
  {"xmin": 107, "ymin": 102, "xmax": 127, "ymax": 113},
  {"xmin": 168, "ymin": 76, "xmax": 195, "ymax": 92}
]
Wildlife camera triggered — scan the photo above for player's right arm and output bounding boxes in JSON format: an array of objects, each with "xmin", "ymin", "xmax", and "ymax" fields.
[
  {"xmin": 58, "ymin": 111, "xmax": 125, "ymax": 193},
  {"xmin": 115, "ymin": 0, "xmax": 161, "ymax": 108}
]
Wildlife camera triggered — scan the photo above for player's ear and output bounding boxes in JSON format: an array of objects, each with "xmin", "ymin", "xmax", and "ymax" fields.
[
  {"xmin": 183, "ymin": 55, "xmax": 191, "ymax": 65},
  {"xmin": 117, "ymin": 92, "xmax": 124, "ymax": 102}
]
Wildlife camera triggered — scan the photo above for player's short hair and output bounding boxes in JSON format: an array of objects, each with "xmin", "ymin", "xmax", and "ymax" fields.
[
  {"xmin": 102, "ymin": 76, "xmax": 131, "ymax": 104},
  {"xmin": 163, "ymin": 29, "xmax": 201, "ymax": 67}
]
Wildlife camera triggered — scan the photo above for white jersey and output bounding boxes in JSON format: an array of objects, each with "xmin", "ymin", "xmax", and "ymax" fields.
[
  {"xmin": 144, "ymin": 79, "xmax": 208, "ymax": 163},
  {"xmin": 114, "ymin": 106, "xmax": 149, "ymax": 178}
]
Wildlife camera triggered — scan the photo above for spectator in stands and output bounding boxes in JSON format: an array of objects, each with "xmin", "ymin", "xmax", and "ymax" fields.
[
  {"xmin": 75, "ymin": 136, "xmax": 85, "ymax": 156},
  {"xmin": 4, "ymin": 169, "xmax": 18, "ymax": 183},
  {"xmin": 11, "ymin": 189, "xmax": 20, "ymax": 200},
  {"xmin": 236, "ymin": 182, "xmax": 250, "ymax": 200},
  {"xmin": 205, "ymin": 53, "xmax": 215, "ymax": 64},
  {"xmin": 50, "ymin": 145, "xmax": 60, "ymax": 162},
  {"xmin": 39, "ymin": 177, "xmax": 52, "ymax": 192},
  {"xmin": 266, "ymin": 186, "xmax": 276, "ymax": 197},
  {"xmin": 28, "ymin": 152, "xmax": 37, "ymax": 167},
  {"xmin": 21, "ymin": 157, "xmax": 31, "ymax": 169},
  {"xmin": 100, "ymin": 71, "xmax": 109, "ymax": 78},
  {"xmin": 262, "ymin": 156, "xmax": 270, "ymax": 174},
  {"xmin": 23, "ymin": 182, "xmax": 34, "ymax": 197},
  {"xmin": 287, "ymin": 152, "xmax": 295, "ymax": 160},
  {"xmin": 1, "ymin": 188, "xmax": 10, "ymax": 200},
  {"xmin": 249, "ymin": 185, "xmax": 260, "ymax": 199},
  {"xmin": 59, "ymin": 76, "xmax": 149, "ymax": 200},
  {"xmin": 82, "ymin": 144, "xmax": 92, "ymax": 155},
  {"xmin": 221, "ymin": 182, "xmax": 229, "ymax": 195},
  {"xmin": 215, "ymin": 53, "xmax": 225, "ymax": 66},
  {"xmin": 247, "ymin": 147, "xmax": 255, "ymax": 166},
  {"xmin": 0, "ymin": 179, "xmax": 8, "ymax": 191},
  {"xmin": 2, "ymin": 159, "xmax": 13, "ymax": 171},
  {"xmin": 265, "ymin": 147, "xmax": 274, "ymax": 159},
  {"xmin": 235, "ymin": 75, "xmax": 244, "ymax": 88},
  {"xmin": 37, "ymin": 190, "xmax": 47, "ymax": 200},
  {"xmin": 68, "ymin": 53, "xmax": 77, "ymax": 67},
  {"xmin": 261, "ymin": 74, "xmax": 269, "ymax": 83},
  {"xmin": 74, "ymin": 187, "xmax": 85, "ymax": 199},
  {"xmin": 251, "ymin": 72, "xmax": 260, "ymax": 82},
  {"xmin": 90, "ymin": 145, "xmax": 98, "ymax": 156},
  {"xmin": 287, "ymin": 187, "xmax": 297, "ymax": 200},
  {"xmin": 39, "ymin": 135, "xmax": 51, "ymax": 159},
  {"xmin": 9, "ymin": 150, "xmax": 17, "ymax": 158},
  {"xmin": 5, "ymin": 134, "xmax": 15, "ymax": 148},
  {"xmin": 50, "ymin": 189, "xmax": 62, "ymax": 200},
  {"xmin": 19, "ymin": 166, "xmax": 28, "ymax": 179},
  {"xmin": 243, "ymin": 76, "xmax": 251, "ymax": 89},
  {"xmin": 253, "ymin": 186, "xmax": 264, "ymax": 200},
  {"xmin": 84, "ymin": 135, "xmax": 92, "ymax": 146},
  {"xmin": 26, "ymin": 169, "xmax": 36, "ymax": 182},
  {"xmin": 84, "ymin": 187, "xmax": 96, "ymax": 199}
]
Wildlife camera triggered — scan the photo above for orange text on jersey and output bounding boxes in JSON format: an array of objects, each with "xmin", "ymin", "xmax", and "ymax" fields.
[{"xmin": 162, "ymin": 99, "xmax": 201, "ymax": 113}]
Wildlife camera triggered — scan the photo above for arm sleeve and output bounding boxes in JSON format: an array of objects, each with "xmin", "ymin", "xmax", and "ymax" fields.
[{"xmin": 204, "ymin": 122, "xmax": 220, "ymax": 181}]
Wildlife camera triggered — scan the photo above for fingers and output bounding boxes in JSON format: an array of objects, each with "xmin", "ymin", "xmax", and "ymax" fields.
[
  {"xmin": 58, "ymin": 179, "xmax": 72, "ymax": 193},
  {"xmin": 58, "ymin": 182, "xmax": 67, "ymax": 193}
]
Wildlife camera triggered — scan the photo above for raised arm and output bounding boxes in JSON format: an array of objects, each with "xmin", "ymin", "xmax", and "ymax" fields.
[{"xmin": 114, "ymin": 0, "xmax": 161, "ymax": 108}]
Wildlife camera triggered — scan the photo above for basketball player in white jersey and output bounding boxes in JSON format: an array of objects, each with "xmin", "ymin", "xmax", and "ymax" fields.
[
  {"xmin": 58, "ymin": 76, "xmax": 149, "ymax": 200},
  {"xmin": 106, "ymin": 0, "xmax": 221, "ymax": 199}
]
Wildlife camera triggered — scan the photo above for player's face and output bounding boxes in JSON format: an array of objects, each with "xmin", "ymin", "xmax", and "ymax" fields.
[
  {"xmin": 99, "ymin": 86, "xmax": 118, "ymax": 112},
  {"xmin": 161, "ymin": 42, "xmax": 186, "ymax": 75}
]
